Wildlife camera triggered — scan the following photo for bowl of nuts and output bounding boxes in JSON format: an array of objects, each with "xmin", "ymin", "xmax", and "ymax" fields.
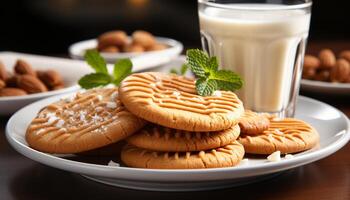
[
  {"xmin": 301, "ymin": 49, "xmax": 350, "ymax": 94},
  {"xmin": 69, "ymin": 30, "xmax": 183, "ymax": 71},
  {"xmin": 0, "ymin": 52, "xmax": 92, "ymax": 115}
]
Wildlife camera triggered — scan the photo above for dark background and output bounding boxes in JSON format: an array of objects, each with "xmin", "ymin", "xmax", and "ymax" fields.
[{"xmin": 0, "ymin": 0, "xmax": 349, "ymax": 55}]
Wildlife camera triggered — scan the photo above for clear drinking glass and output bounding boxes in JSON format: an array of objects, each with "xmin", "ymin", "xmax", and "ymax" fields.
[{"xmin": 198, "ymin": 0, "xmax": 312, "ymax": 117}]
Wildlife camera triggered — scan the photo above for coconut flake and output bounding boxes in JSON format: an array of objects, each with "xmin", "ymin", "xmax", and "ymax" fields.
[
  {"xmin": 285, "ymin": 154, "xmax": 294, "ymax": 159},
  {"xmin": 267, "ymin": 151, "xmax": 281, "ymax": 162},
  {"xmin": 110, "ymin": 92, "xmax": 118, "ymax": 101},
  {"xmin": 106, "ymin": 102, "xmax": 117, "ymax": 109},
  {"xmin": 56, "ymin": 119, "xmax": 65, "ymax": 128},
  {"xmin": 108, "ymin": 160, "xmax": 120, "ymax": 167},
  {"xmin": 96, "ymin": 95, "xmax": 103, "ymax": 101},
  {"xmin": 47, "ymin": 116, "xmax": 59, "ymax": 125}
]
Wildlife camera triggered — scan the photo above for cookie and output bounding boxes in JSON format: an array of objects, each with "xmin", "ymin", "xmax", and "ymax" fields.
[
  {"xmin": 238, "ymin": 118, "xmax": 319, "ymax": 154},
  {"xmin": 121, "ymin": 141, "xmax": 244, "ymax": 169},
  {"xmin": 119, "ymin": 72, "xmax": 244, "ymax": 132},
  {"xmin": 127, "ymin": 124, "xmax": 240, "ymax": 152},
  {"xmin": 26, "ymin": 88, "xmax": 146, "ymax": 154},
  {"xmin": 238, "ymin": 110, "xmax": 270, "ymax": 135},
  {"xmin": 77, "ymin": 141, "xmax": 126, "ymax": 157}
]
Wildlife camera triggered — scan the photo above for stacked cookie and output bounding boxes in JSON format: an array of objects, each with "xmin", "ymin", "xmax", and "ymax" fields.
[
  {"xmin": 237, "ymin": 110, "xmax": 319, "ymax": 155},
  {"xmin": 118, "ymin": 72, "xmax": 245, "ymax": 169}
]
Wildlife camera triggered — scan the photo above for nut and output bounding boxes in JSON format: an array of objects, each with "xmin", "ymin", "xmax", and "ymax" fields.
[
  {"xmin": 330, "ymin": 58, "xmax": 350, "ymax": 83},
  {"xmin": 302, "ymin": 68, "xmax": 316, "ymax": 79},
  {"xmin": 0, "ymin": 79, "xmax": 5, "ymax": 89},
  {"xmin": 314, "ymin": 70, "xmax": 330, "ymax": 82},
  {"xmin": 318, "ymin": 49, "xmax": 336, "ymax": 69},
  {"xmin": 52, "ymin": 84, "xmax": 65, "ymax": 90},
  {"xmin": 303, "ymin": 55, "xmax": 320, "ymax": 69},
  {"xmin": 0, "ymin": 87, "xmax": 27, "ymax": 97},
  {"xmin": 14, "ymin": 59, "xmax": 36, "ymax": 76},
  {"xmin": 0, "ymin": 61, "xmax": 8, "ymax": 81},
  {"xmin": 339, "ymin": 50, "xmax": 350, "ymax": 63},
  {"xmin": 100, "ymin": 46, "xmax": 120, "ymax": 53},
  {"xmin": 147, "ymin": 43, "xmax": 168, "ymax": 51},
  {"xmin": 123, "ymin": 44, "xmax": 145, "ymax": 53},
  {"xmin": 17, "ymin": 74, "xmax": 48, "ymax": 94},
  {"xmin": 97, "ymin": 30, "xmax": 128, "ymax": 49},
  {"xmin": 132, "ymin": 30, "xmax": 156, "ymax": 48},
  {"xmin": 37, "ymin": 70, "xmax": 64, "ymax": 88}
]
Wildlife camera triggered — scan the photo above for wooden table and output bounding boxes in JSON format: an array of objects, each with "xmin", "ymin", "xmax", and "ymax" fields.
[{"xmin": 1, "ymin": 43, "xmax": 350, "ymax": 199}]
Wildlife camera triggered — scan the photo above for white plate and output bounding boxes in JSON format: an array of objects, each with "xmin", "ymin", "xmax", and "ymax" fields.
[
  {"xmin": 6, "ymin": 94, "xmax": 350, "ymax": 191},
  {"xmin": 0, "ymin": 52, "xmax": 93, "ymax": 115},
  {"xmin": 69, "ymin": 37, "xmax": 183, "ymax": 71},
  {"xmin": 301, "ymin": 79, "xmax": 350, "ymax": 95}
]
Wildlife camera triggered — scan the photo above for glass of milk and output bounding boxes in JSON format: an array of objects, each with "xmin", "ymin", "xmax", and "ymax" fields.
[{"xmin": 198, "ymin": 0, "xmax": 311, "ymax": 117}]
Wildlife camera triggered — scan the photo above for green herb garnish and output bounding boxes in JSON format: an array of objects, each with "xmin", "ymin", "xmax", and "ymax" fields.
[
  {"xmin": 186, "ymin": 49, "xmax": 243, "ymax": 96},
  {"xmin": 78, "ymin": 50, "xmax": 132, "ymax": 89},
  {"xmin": 170, "ymin": 64, "xmax": 188, "ymax": 75}
]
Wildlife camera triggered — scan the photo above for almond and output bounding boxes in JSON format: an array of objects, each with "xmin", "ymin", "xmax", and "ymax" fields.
[
  {"xmin": 123, "ymin": 44, "xmax": 145, "ymax": 53},
  {"xmin": 132, "ymin": 30, "xmax": 156, "ymax": 48},
  {"xmin": 37, "ymin": 70, "xmax": 64, "ymax": 88},
  {"xmin": 0, "ymin": 61, "xmax": 8, "ymax": 81},
  {"xmin": 318, "ymin": 49, "xmax": 336, "ymax": 69},
  {"xmin": 52, "ymin": 84, "xmax": 65, "ymax": 90},
  {"xmin": 17, "ymin": 75, "xmax": 48, "ymax": 93},
  {"xmin": 14, "ymin": 59, "xmax": 36, "ymax": 76},
  {"xmin": 100, "ymin": 46, "xmax": 120, "ymax": 53},
  {"xmin": 303, "ymin": 55, "xmax": 320, "ymax": 69},
  {"xmin": 330, "ymin": 59, "xmax": 350, "ymax": 82},
  {"xmin": 0, "ymin": 87, "xmax": 27, "ymax": 97},
  {"xmin": 339, "ymin": 50, "xmax": 350, "ymax": 63},
  {"xmin": 98, "ymin": 30, "xmax": 128, "ymax": 49},
  {"xmin": 302, "ymin": 68, "xmax": 316, "ymax": 79},
  {"xmin": 147, "ymin": 43, "xmax": 167, "ymax": 51},
  {"xmin": 0, "ymin": 79, "xmax": 5, "ymax": 89}
]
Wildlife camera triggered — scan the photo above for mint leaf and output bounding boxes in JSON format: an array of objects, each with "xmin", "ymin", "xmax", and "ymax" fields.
[
  {"xmin": 78, "ymin": 73, "xmax": 112, "ymax": 89},
  {"xmin": 195, "ymin": 78, "xmax": 217, "ymax": 96},
  {"xmin": 186, "ymin": 49, "xmax": 207, "ymax": 77},
  {"xmin": 208, "ymin": 57, "xmax": 218, "ymax": 72},
  {"xmin": 84, "ymin": 49, "xmax": 108, "ymax": 74},
  {"xmin": 210, "ymin": 70, "xmax": 243, "ymax": 91},
  {"xmin": 113, "ymin": 59, "xmax": 132, "ymax": 86},
  {"xmin": 180, "ymin": 64, "xmax": 188, "ymax": 75},
  {"xmin": 170, "ymin": 68, "xmax": 178, "ymax": 74}
]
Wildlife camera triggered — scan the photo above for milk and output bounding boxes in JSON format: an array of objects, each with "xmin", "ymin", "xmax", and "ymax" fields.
[{"xmin": 199, "ymin": 4, "xmax": 310, "ymax": 114}]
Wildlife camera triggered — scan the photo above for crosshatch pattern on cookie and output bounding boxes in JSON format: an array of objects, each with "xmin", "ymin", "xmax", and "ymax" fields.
[
  {"xmin": 121, "ymin": 73, "xmax": 242, "ymax": 114},
  {"xmin": 119, "ymin": 72, "xmax": 244, "ymax": 131},
  {"xmin": 121, "ymin": 141, "xmax": 245, "ymax": 169},
  {"xmin": 26, "ymin": 88, "xmax": 145, "ymax": 154},
  {"xmin": 127, "ymin": 124, "xmax": 240, "ymax": 152},
  {"xmin": 238, "ymin": 118, "xmax": 319, "ymax": 154}
]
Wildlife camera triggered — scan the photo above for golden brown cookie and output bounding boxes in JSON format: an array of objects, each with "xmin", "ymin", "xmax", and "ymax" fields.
[
  {"xmin": 127, "ymin": 124, "xmax": 240, "ymax": 152},
  {"xmin": 238, "ymin": 118, "xmax": 319, "ymax": 154},
  {"xmin": 119, "ymin": 72, "xmax": 244, "ymax": 132},
  {"xmin": 121, "ymin": 141, "xmax": 244, "ymax": 169},
  {"xmin": 26, "ymin": 88, "xmax": 146, "ymax": 154},
  {"xmin": 238, "ymin": 110, "xmax": 270, "ymax": 135}
]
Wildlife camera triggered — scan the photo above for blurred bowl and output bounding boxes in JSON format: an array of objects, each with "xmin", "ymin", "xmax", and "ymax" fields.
[{"xmin": 69, "ymin": 37, "xmax": 183, "ymax": 71}]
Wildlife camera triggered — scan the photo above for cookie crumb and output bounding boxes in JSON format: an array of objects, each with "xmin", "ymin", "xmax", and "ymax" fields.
[
  {"xmin": 267, "ymin": 151, "xmax": 281, "ymax": 162},
  {"xmin": 241, "ymin": 158, "xmax": 249, "ymax": 165},
  {"xmin": 213, "ymin": 91, "xmax": 222, "ymax": 97},
  {"xmin": 97, "ymin": 95, "xmax": 103, "ymax": 101},
  {"xmin": 108, "ymin": 160, "xmax": 120, "ymax": 167},
  {"xmin": 285, "ymin": 154, "xmax": 294, "ymax": 159},
  {"xmin": 106, "ymin": 102, "xmax": 117, "ymax": 109},
  {"xmin": 110, "ymin": 92, "xmax": 118, "ymax": 101}
]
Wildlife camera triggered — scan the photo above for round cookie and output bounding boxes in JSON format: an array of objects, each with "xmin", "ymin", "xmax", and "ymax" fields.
[
  {"xmin": 26, "ymin": 88, "xmax": 146, "ymax": 154},
  {"xmin": 238, "ymin": 118, "xmax": 319, "ymax": 154},
  {"xmin": 121, "ymin": 141, "xmax": 245, "ymax": 169},
  {"xmin": 127, "ymin": 124, "xmax": 240, "ymax": 152},
  {"xmin": 119, "ymin": 72, "xmax": 244, "ymax": 132},
  {"xmin": 239, "ymin": 110, "xmax": 270, "ymax": 135}
]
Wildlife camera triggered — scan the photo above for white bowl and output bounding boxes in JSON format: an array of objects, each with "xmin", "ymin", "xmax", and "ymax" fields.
[
  {"xmin": 301, "ymin": 79, "xmax": 350, "ymax": 95},
  {"xmin": 0, "ymin": 52, "xmax": 93, "ymax": 115},
  {"xmin": 69, "ymin": 37, "xmax": 183, "ymax": 71}
]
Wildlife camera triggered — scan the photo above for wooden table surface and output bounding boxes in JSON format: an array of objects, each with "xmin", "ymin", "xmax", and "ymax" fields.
[{"xmin": 0, "ymin": 42, "xmax": 350, "ymax": 200}]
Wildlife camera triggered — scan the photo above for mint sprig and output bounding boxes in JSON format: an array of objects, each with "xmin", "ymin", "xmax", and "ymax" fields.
[
  {"xmin": 186, "ymin": 49, "xmax": 243, "ymax": 96},
  {"xmin": 79, "ymin": 50, "xmax": 132, "ymax": 89}
]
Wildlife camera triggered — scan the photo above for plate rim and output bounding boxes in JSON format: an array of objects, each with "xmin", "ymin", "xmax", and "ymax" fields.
[
  {"xmin": 301, "ymin": 79, "xmax": 350, "ymax": 89},
  {"xmin": 5, "ymin": 95, "xmax": 350, "ymax": 182}
]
